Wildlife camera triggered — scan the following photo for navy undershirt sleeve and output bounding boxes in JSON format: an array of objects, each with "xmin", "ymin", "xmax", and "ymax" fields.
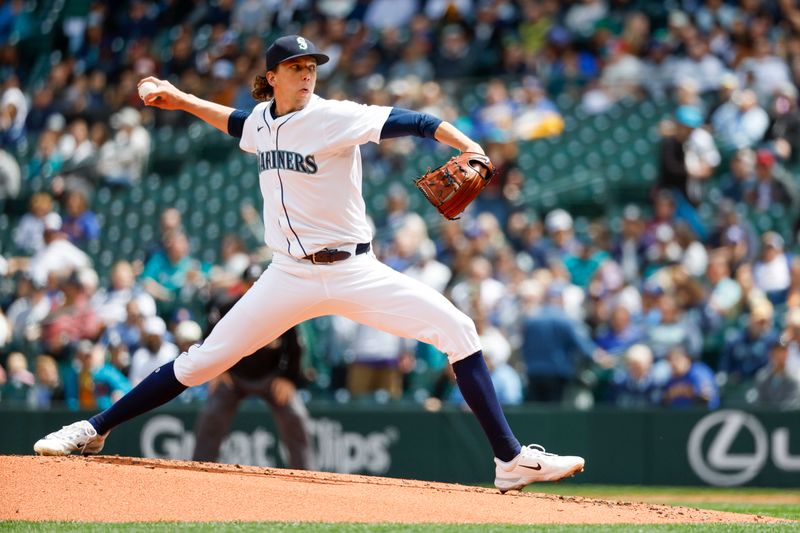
[
  {"xmin": 227, "ymin": 109, "xmax": 249, "ymax": 138},
  {"xmin": 380, "ymin": 107, "xmax": 442, "ymax": 140}
]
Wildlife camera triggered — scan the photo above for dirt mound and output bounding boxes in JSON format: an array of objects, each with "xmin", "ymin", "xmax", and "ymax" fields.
[{"xmin": 0, "ymin": 455, "xmax": 782, "ymax": 524}]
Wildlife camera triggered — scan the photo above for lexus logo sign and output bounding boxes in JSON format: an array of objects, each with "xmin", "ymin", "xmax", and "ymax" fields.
[
  {"xmin": 688, "ymin": 410, "xmax": 768, "ymax": 486},
  {"xmin": 688, "ymin": 410, "xmax": 800, "ymax": 486}
]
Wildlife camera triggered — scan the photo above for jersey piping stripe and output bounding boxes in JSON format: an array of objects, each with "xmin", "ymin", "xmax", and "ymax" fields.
[
  {"xmin": 260, "ymin": 106, "xmax": 288, "ymax": 252},
  {"xmin": 260, "ymin": 106, "xmax": 272, "ymax": 134},
  {"xmin": 275, "ymin": 113, "xmax": 308, "ymax": 258}
]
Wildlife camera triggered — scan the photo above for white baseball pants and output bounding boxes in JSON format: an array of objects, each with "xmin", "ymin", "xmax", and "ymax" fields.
[{"xmin": 173, "ymin": 252, "xmax": 481, "ymax": 387}]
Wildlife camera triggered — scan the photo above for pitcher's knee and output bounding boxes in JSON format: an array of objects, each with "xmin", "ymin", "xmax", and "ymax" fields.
[
  {"xmin": 173, "ymin": 353, "xmax": 205, "ymax": 387},
  {"xmin": 173, "ymin": 345, "xmax": 236, "ymax": 387},
  {"xmin": 444, "ymin": 311, "xmax": 482, "ymax": 365}
]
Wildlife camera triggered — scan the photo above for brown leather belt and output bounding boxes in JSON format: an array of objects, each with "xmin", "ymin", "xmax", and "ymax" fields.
[{"xmin": 303, "ymin": 242, "xmax": 370, "ymax": 264}]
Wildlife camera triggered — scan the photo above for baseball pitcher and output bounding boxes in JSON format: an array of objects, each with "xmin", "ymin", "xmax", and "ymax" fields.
[{"xmin": 34, "ymin": 35, "xmax": 584, "ymax": 493}]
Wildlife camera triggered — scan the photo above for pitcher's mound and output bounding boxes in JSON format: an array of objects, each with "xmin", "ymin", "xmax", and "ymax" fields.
[{"xmin": 0, "ymin": 455, "xmax": 780, "ymax": 524}]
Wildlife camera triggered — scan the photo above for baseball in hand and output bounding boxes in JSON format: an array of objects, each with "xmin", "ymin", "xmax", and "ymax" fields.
[{"xmin": 138, "ymin": 81, "xmax": 158, "ymax": 100}]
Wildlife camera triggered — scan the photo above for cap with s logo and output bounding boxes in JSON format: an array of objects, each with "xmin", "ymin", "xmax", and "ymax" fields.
[{"xmin": 266, "ymin": 35, "xmax": 330, "ymax": 71}]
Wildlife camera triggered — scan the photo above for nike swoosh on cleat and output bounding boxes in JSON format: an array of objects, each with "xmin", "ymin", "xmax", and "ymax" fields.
[
  {"xmin": 520, "ymin": 463, "xmax": 542, "ymax": 470},
  {"xmin": 257, "ymin": 126, "xmax": 265, "ymax": 132}
]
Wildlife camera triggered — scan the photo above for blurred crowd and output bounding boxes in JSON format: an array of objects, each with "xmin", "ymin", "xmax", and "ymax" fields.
[{"xmin": 2, "ymin": 0, "xmax": 800, "ymax": 412}]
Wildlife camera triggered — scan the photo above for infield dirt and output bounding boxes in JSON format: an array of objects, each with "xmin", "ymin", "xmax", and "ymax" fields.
[{"xmin": 0, "ymin": 455, "xmax": 784, "ymax": 524}]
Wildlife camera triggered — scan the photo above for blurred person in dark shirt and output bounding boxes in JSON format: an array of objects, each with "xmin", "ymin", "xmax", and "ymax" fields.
[
  {"xmin": 718, "ymin": 298, "xmax": 776, "ymax": 387},
  {"xmin": 765, "ymin": 82, "xmax": 800, "ymax": 164},
  {"xmin": 611, "ymin": 204, "xmax": 648, "ymax": 284},
  {"xmin": 720, "ymin": 149, "xmax": 755, "ymax": 203},
  {"xmin": 192, "ymin": 263, "xmax": 313, "ymax": 469},
  {"xmin": 746, "ymin": 149, "xmax": 797, "ymax": 212},
  {"xmin": 754, "ymin": 340, "xmax": 800, "ymax": 410},
  {"xmin": 660, "ymin": 346, "xmax": 719, "ymax": 409},
  {"xmin": 657, "ymin": 107, "xmax": 697, "ymax": 201},
  {"xmin": 521, "ymin": 283, "xmax": 611, "ymax": 402},
  {"xmin": 608, "ymin": 344, "xmax": 658, "ymax": 408}
]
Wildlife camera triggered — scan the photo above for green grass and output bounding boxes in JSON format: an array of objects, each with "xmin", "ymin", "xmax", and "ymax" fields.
[
  {"xmin": 524, "ymin": 484, "xmax": 800, "ymax": 499},
  {"xmin": 671, "ymin": 504, "xmax": 800, "ymax": 521},
  {"xmin": 0, "ymin": 523, "xmax": 797, "ymax": 532},
  {"xmin": 521, "ymin": 484, "xmax": 800, "ymax": 521}
]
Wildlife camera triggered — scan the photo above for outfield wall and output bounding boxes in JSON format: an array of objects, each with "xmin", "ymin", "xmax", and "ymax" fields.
[{"xmin": 3, "ymin": 406, "xmax": 799, "ymax": 487}]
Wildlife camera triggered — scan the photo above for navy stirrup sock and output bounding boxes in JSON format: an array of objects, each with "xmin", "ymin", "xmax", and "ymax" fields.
[
  {"xmin": 89, "ymin": 361, "xmax": 187, "ymax": 435},
  {"xmin": 452, "ymin": 351, "xmax": 521, "ymax": 462}
]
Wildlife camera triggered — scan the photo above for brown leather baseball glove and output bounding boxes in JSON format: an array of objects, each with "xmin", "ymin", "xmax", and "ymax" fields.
[{"xmin": 414, "ymin": 152, "xmax": 496, "ymax": 220}]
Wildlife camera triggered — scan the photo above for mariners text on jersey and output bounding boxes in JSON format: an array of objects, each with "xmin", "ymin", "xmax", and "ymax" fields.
[{"xmin": 258, "ymin": 149, "xmax": 318, "ymax": 174}]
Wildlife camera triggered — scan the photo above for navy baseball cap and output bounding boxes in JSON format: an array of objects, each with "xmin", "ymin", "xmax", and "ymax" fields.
[{"xmin": 266, "ymin": 35, "xmax": 329, "ymax": 71}]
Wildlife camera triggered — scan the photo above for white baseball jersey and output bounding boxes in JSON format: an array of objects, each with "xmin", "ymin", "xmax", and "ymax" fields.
[
  {"xmin": 239, "ymin": 95, "xmax": 392, "ymax": 259},
  {"xmin": 173, "ymin": 93, "xmax": 480, "ymax": 388}
]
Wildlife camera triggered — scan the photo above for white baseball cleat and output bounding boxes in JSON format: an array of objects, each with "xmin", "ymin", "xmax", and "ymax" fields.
[
  {"xmin": 33, "ymin": 420, "xmax": 107, "ymax": 456},
  {"xmin": 494, "ymin": 444, "xmax": 585, "ymax": 493}
]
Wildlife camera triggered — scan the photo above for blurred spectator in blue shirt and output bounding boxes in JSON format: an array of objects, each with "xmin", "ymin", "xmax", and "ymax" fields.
[
  {"xmin": 6, "ymin": 273, "xmax": 51, "ymax": 346},
  {"xmin": 101, "ymin": 298, "xmax": 151, "ymax": 354},
  {"xmin": 694, "ymin": 0, "xmax": 740, "ymax": 33},
  {"xmin": 720, "ymin": 149, "xmax": 755, "ymax": 203},
  {"xmin": 473, "ymin": 79, "xmax": 515, "ymax": 143},
  {"xmin": 13, "ymin": 192, "xmax": 60, "ymax": 256},
  {"xmin": 364, "ymin": 0, "xmax": 418, "ymax": 31},
  {"xmin": 542, "ymin": 26, "xmax": 599, "ymax": 93},
  {"xmin": 710, "ymin": 89, "xmax": 770, "ymax": 151},
  {"xmin": 645, "ymin": 294, "xmax": 703, "ymax": 362},
  {"xmin": 537, "ymin": 209, "xmax": 579, "ymax": 265},
  {"xmin": 61, "ymin": 188, "xmax": 100, "ymax": 249},
  {"xmin": 521, "ymin": 284, "xmax": 608, "ymax": 402},
  {"xmin": 708, "ymin": 200, "xmax": 758, "ymax": 265},
  {"xmin": 671, "ymin": 37, "xmax": 727, "ymax": 94},
  {"xmin": 638, "ymin": 281, "xmax": 664, "ymax": 328},
  {"xmin": 595, "ymin": 304, "xmax": 642, "ymax": 357},
  {"xmin": 92, "ymin": 261, "xmax": 156, "ymax": 329},
  {"xmin": 718, "ymin": 299, "xmax": 777, "ymax": 387},
  {"xmin": 661, "ymin": 346, "xmax": 719, "ymax": 409},
  {"xmin": 25, "ymin": 87, "xmax": 57, "ymax": 135},
  {"xmin": 608, "ymin": 344, "xmax": 658, "ymax": 408},
  {"xmin": 736, "ymin": 37, "xmax": 793, "ymax": 103}
]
